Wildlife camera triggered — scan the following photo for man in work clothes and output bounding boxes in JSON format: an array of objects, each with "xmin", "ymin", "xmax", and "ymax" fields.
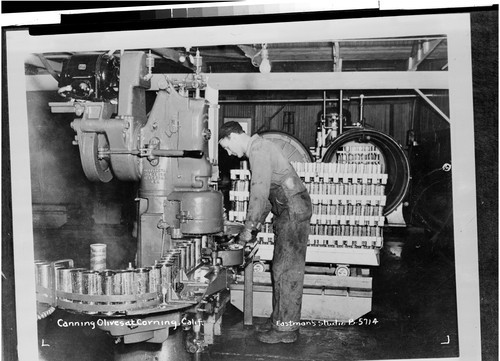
[{"xmin": 219, "ymin": 121, "xmax": 312, "ymax": 344}]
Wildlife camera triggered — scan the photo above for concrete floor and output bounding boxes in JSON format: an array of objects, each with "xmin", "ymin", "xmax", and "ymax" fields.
[
  {"xmin": 206, "ymin": 229, "xmax": 459, "ymax": 361},
  {"xmin": 37, "ymin": 227, "xmax": 459, "ymax": 361}
]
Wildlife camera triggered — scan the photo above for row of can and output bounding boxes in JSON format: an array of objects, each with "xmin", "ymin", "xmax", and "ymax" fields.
[
  {"xmin": 35, "ymin": 239, "xmax": 203, "ymax": 300},
  {"xmin": 311, "ymin": 203, "xmax": 384, "ymax": 217},
  {"xmin": 304, "ymin": 181, "xmax": 385, "ymax": 196},
  {"xmin": 301, "ymin": 162, "xmax": 384, "ymax": 176},
  {"xmin": 36, "ymin": 257, "xmax": 178, "ymax": 298},
  {"xmin": 257, "ymin": 234, "xmax": 383, "ymax": 248},
  {"xmin": 308, "ymin": 237, "xmax": 383, "ymax": 248},
  {"xmin": 231, "ymin": 197, "xmax": 383, "ymax": 214},
  {"xmin": 290, "ymin": 160, "xmax": 384, "ymax": 176},
  {"xmin": 310, "ymin": 224, "xmax": 383, "ymax": 237},
  {"xmin": 334, "ymin": 149, "xmax": 382, "ymax": 163},
  {"xmin": 232, "ymin": 205, "xmax": 383, "ymax": 220},
  {"xmin": 259, "ymin": 223, "xmax": 382, "ymax": 238},
  {"xmin": 230, "ymin": 184, "xmax": 385, "ymax": 201},
  {"xmin": 338, "ymin": 145, "xmax": 380, "ymax": 153}
]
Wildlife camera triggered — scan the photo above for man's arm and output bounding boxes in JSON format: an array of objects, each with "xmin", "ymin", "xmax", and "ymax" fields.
[{"xmin": 245, "ymin": 141, "xmax": 273, "ymax": 229}]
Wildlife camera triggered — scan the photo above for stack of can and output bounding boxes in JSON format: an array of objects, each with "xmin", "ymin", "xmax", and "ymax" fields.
[{"xmin": 232, "ymin": 155, "xmax": 387, "ymax": 251}]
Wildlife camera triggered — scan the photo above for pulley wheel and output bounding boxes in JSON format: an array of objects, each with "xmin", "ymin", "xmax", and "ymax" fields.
[
  {"xmin": 322, "ymin": 129, "xmax": 410, "ymax": 216},
  {"xmin": 79, "ymin": 132, "xmax": 113, "ymax": 182},
  {"xmin": 259, "ymin": 131, "xmax": 313, "ymax": 163}
]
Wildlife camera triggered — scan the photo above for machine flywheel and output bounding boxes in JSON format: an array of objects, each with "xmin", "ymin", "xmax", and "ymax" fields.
[{"xmin": 79, "ymin": 132, "xmax": 114, "ymax": 182}]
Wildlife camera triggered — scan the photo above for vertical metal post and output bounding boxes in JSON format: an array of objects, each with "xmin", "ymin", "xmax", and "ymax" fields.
[
  {"xmin": 339, "ymin": 90, "xmax": 343, "ymax": 135},
  {"xmin": 243, "ymin": 258, "xmax": 254, "ymax": 325},
  {"xmin": 205, "ymin": 86, "xmax": 220, "ymax": 182}
]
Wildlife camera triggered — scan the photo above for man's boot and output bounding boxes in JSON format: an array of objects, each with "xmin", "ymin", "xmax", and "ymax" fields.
[
  {"xmin": 256, "ymin": 329, "xmax": 299, "ymax": 344},
  {"xmin": 254, "ymin": 318, "xmax": 273, "ymax": 333}
]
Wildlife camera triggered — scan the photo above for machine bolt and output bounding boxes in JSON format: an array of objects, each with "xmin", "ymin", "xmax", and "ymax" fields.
[
  {"xmin": 157, "ymin": 220, "xmax": 170, "ymax": 229},
  {"xmin": 202, "ymin": 128, "xmax": 212, "ymax": 141},
  {"xmin": 152, "ymin": 122, "xmax": 158, "ymax": 131},
  {"xmin": 157, "ymin": 78, "xmax": 168, "ymax": 90},
  {"xmin": 442, "ymin": 163, "xmax": 452, "ymax": 172},
  {"xmin": 74, "ymin": 103, "xmax": 84, "ymax": 116}
]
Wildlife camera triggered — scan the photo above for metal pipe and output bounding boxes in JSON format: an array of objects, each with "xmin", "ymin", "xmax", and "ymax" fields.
[
  {"xmin": 218, "ymin": 93, "xmax": 446, "ymax": 103},
  {"xmin": 322, "ymin": 91, "xmax": 326, "ymax": 121},
  {"xmin": 339, "ymin": 90, "xmax": 343, "ymax": 135},
  {"xmin": 359, "ymin": 94, "xmax": 364, "ymax": 126}
]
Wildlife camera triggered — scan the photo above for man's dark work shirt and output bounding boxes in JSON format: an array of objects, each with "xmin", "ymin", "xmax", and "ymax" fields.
[{"xmin": 244, "ymin": 134, "xmax": 307, "ymax": 225}]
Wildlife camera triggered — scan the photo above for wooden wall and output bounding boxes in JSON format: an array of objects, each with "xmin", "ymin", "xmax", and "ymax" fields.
[{"xmin": 220, "ymin": 97, "xmax": 424, "ymax": 149}]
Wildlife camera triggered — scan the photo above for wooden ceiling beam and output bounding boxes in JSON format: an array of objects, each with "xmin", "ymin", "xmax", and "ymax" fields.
[{"xmin": 24, "ymin": 71, "xmax": 448, "ymax": 91}]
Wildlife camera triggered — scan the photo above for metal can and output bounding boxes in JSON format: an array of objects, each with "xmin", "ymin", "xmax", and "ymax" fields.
[
  {"xmin": 90, "ymin": 244, "xmax": 107, "ymax": 271},
  {"xmin": 182, "ymin": 243, "xmax": 191, "ymax": 271},
  {"xmin": 36, "ymin": 262, "xmax": 52, "ymax": 289},
  {"xmin": 113, "ymin": 270, "xmax": 134, "ymax": 295},
  {"xmin": 100, "ymin": 270, "xmax": 116, "ymax": 295},
  {"xmin": 70, "ymin": 268, "xmax": 86, "ymax": 294},
  {"xmin": 82, "ymin": 270, "xmax": 101, "ymax": 295},
  {"xmin": 57, "ymin": 268, "xmax": 73, "ymax": 293},
  {"xmin": 146, "ymin": 266, "xmax": 161, "ymax": 294},
  {"xmin": 194, "ymin": 238, "xmax": 202, "ymax": 265},
  {"xmin": 189, "ymin": 242, "xmax": 196, "ymax": 269},
  {"xmin": 134, "ymin": 268, "xmax": 150, "ymax": 295},
  {"xmin": 177, "ymin": 246, "xmax": 187, "ymax": 271},
  {"xmin": 158, "ymin": 262, "xmax": 173, "ymax": 301},
  {"xmin": 112, "ymin": 271, "xmax": 123, "ymax": 295},
  {"xmin": 82, "ymin": 270, "xmax": 100, "ymax": 314},
  {"xmin": 201, "ymin": 236, "xmax": 208, "ymax": 249},
  {"xmin": 161, "ymin": 254, "xmax": 178, "ymax": 284},
  {"xmin": 158, "ymin": 262, "xmax": 173, "ymax": 287}
]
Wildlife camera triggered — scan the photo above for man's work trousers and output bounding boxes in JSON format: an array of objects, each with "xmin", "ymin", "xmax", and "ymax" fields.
[{"xmin": 270, "ymin": 191, "xmax": 311, "ymax": 332}]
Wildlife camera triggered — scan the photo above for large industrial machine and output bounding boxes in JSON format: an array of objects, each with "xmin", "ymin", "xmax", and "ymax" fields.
[{"xmin": 36, "ymin": 50, "xmax": 248, "ymax": 360}]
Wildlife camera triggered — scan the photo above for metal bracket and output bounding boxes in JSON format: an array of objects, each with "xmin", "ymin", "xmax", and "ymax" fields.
[
  {"xmin": 408, "ymin": 38, "xmax": 444, "ymax": 71},
  {"xmin": 414, "ymin": 88, "xmax": 450, "ymax": 123}
]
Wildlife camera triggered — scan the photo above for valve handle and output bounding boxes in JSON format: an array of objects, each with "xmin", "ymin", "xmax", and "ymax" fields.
[{"xmin": 151, "ymin": 149, "xmax": 204, "ymax": 158}]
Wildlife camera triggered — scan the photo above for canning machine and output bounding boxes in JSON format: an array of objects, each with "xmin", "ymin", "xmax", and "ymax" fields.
[{"xmin": 36, "ymin": 50, "xmax": 247, "ymax": 360}]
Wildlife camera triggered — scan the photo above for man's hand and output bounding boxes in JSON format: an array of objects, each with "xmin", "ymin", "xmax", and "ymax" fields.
[
  {"xmin": 238, "ymin": 227, "xmax": 259, "ymax": 255},
  {"xmin": 238, "ymin": 227, "xmax": 253, "ymax": 244}
]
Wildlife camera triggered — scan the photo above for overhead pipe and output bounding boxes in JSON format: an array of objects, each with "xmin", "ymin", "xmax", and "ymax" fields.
[{"xmin": 218, "ymin": 93, "xmax": 446, "ymax": 103}]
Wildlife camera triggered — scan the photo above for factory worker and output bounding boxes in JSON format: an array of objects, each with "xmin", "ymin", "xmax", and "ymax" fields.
[{"xmin": 219, "ymin": 121, "xmax": 312, "ymax": 344}]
